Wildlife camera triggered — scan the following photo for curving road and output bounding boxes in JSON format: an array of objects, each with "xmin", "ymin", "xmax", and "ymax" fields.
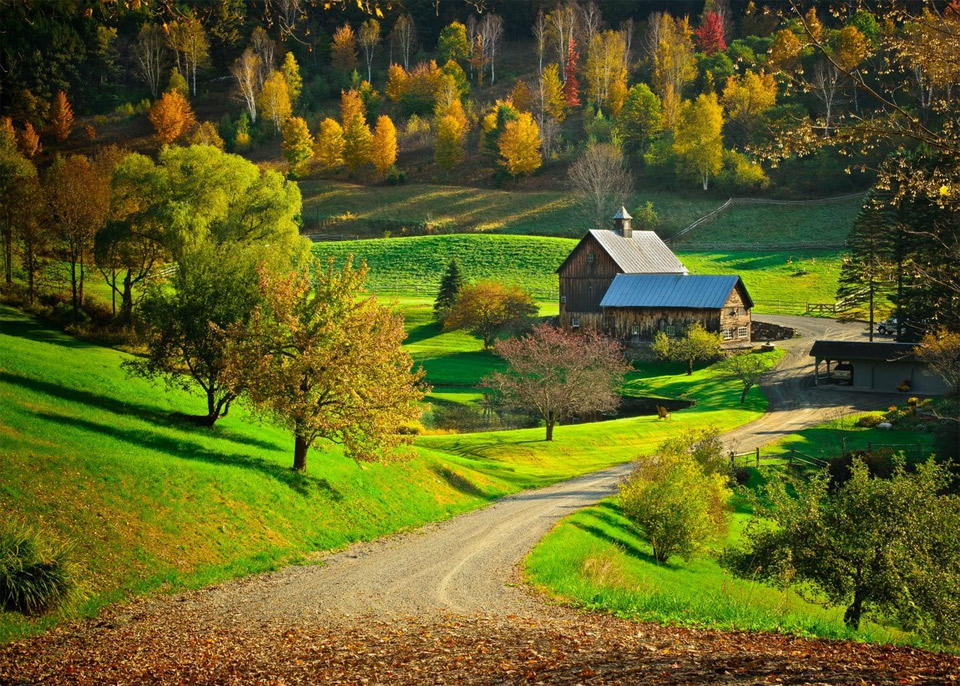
[{"xmin": 114, "ymin": 315, "xmax": 898, "ymax": 626}]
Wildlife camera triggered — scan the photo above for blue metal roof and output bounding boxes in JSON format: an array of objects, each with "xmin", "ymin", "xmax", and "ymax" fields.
[{"xmin": 599, "ymin": 274, "xmax": 747, "ymax": 309}]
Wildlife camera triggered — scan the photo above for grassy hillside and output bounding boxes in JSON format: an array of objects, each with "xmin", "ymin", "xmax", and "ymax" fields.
[
  {"xmin": 524, "ymin": 417, "xmax": 939, "ymax": 649},
  {"xmin": 673, "ymin": 196, "xmax": 863, "ymax": 248},
  {"xmin": 0, "ymin": 305, "xmax": 771, "ymax": 641},
  {"xmin": 300, "ymin": 181, "xmax": 721, "ymax": 239},
  {"xmin": 312, "ymin": 234, "xmax": 846, "ymax": 312}
]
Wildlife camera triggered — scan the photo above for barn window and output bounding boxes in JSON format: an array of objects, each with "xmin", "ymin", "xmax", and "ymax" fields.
[
  {"xmin": 560, "ymin": 295, "xmax": 566, "ymax": 304},
  {"xmin": 571, "ymin": 317, "xmax": 581, "ymax": 328},
  {"xmin": 631, "ymin": 325, "xmax": 639, "ymax": 336},
  {"xmin": 586, "ymin": 252, "xmax": 595, "ymax": 265},
  {"xmin": 729, "ymin": 308, "xmax": 738, "ymax": 317},
  {"xmin": 738, "ymin": 326, "xmax": 749, "ymax": 339},
  {"xmin": 722, "ymin": 329, "xmax": 733, "ymax": 341},
  {"xmin": 665, "ymin": 325, "xmax": 676, "ymax": 337}
]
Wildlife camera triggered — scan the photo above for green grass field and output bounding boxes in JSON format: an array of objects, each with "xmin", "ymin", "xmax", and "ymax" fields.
[
  {"xmin": 674, "ymin": 197, "xmax": 863, "ymax": 248},
  {"xmin": 312, "ymin": 234, "xmax": 846, "ymax": 313},
  {"xmin": 0, "ymin": 304, "xmax": 772, "ymax": 642},
  {"xmin": 524, "ymin": 416, "xmax": 938, "ymax": 648},
  {"xmin": 300, "ymin": 181, "xmax": 721, "ymax": 238}
]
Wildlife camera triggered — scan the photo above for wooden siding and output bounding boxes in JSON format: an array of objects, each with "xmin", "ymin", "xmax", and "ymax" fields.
[{"xmin": 558, "ymin": 234, "xmax": 623, "ymax": 319}]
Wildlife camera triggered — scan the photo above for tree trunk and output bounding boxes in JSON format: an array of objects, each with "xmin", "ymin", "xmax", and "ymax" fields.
[
  {"xmin": 843, "ymin": 587, "xmax": 865, "ymax": 630},
  {"xmin": 202, "ymin": 388, "xmax": 220, "ymax": 427},
  {"xmin": 293, "ymin": 433, "xmax": 310, "ymax": 471},
  {"xmin": 121, "ymin": 270, "xmax": 134, "ymax": 323},
  {"xmin": 70, "ymin": 259, "xmax": 79, "ymax": 319},
  {"xmin": 740, "ymin": 384, "xmax": 750, "ymax": 403},
  {"xmin": 687, "ymin": 359, "xmax": 694, "ymax": 375},
  {"xmin": 2, "ymin": 231, "xmax": 11, "ymax": 285},
  {"xmin": 545, "ymin": 410, "xmax": 555, "ymax": 441}
]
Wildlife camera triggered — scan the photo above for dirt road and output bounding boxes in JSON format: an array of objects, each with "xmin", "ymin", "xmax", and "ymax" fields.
[{"xmin": 3, "ymin": 316, "xmax": 950, "ymax": 684}]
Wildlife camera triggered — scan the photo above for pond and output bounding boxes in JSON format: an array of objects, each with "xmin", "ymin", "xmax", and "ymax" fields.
[{"xmin": 422, "ymin": 394, "xmax": 695, "ymax": 434}]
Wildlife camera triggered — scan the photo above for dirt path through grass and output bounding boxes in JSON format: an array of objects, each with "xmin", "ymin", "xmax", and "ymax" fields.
[{"xmin": 4, "ymin": 316, "xmax": 947, "ymax": 684}]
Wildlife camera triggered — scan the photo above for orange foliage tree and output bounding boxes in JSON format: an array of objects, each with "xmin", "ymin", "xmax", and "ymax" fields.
[
  {"xmin": 444, "ymin": 280, "xmax": 538, "ymax": 349},
  {"xmin": 49, "ymin": 90, "xmax": 75, "ymax": 142},
  {"xmin": 148, "ymin": 90, "xmax": 196, "ymax": 145}
]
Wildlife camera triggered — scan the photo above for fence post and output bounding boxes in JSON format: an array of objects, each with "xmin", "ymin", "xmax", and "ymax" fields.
[
  {"xmin": 789, "ymin": 449, "xmax": 795, "ymax": 466},
  {"xmin": 756, "ymin": 446, "xmax": 760, "ymax": 467}
]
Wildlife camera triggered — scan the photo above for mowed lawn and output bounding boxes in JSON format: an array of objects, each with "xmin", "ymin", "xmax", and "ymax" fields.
[
  {"xmin": 0, "ymin": 304, "xmax": 771, "ymax": 641},
  {"xmin": 313, "ymin": 234, "xmax": 846, "ymax": 314},
  {"xmin": 524, "ymin": 417, "xmax": 940, "ymax": 648}
]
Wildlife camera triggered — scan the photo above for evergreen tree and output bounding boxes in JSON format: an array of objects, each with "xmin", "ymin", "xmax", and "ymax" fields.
[{"xmin": 434, "ymin": 258, "xmax": 464, "ymax": 321}]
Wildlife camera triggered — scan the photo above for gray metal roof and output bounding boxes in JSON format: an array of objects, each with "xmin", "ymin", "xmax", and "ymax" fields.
[
  {"xmin": 599, "ymin": 274, "xmax": 745, "ymax": 309},
  {"xmin": 810, "ymin": 340, "xmax": 918, "ymax": 362},
  {"xmin": 588, "ymin": 230, "xmax": 688, "ymax": 274}
]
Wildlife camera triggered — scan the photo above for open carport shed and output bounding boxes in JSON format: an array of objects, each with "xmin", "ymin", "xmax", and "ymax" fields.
[{"xmin": 810, "ymin": 340, "xmax": 949, "ymax": 394}]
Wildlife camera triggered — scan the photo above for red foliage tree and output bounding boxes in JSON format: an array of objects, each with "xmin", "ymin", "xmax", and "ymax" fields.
[
  {"xmin": 563, "ymin": 35, "xmax": 581, "ymax": 108},
  {"xmin": 695, "ymin": 11, "xmax": 727, "ymax": 55},
  {"xmin": 484, "ymin": 324, "xmax": 632, "ymax": 441}
]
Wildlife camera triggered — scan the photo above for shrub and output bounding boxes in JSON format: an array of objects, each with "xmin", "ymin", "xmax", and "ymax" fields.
[
  {"xmin": 0, "ymin": 521, "xmax": 74, "ymax": 616},
  {"xmin": 855, "ymin": 413, "xmax": 883, "ymax": 428}
]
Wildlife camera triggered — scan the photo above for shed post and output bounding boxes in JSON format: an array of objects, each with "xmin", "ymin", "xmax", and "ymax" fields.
[{"xmin": 755, "ymin": 446, "xmax": 760, "ymax": 467}]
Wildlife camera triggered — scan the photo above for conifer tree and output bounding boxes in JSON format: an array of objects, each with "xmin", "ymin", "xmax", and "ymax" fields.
[
  {"xmin": 331, "ymin": 24, "xmax": 358, "ymax": 73},
  {"xmin": 434, "ymin": 258, "xmax": 464, "ymax": 321},
  {"xmin": 281, "ymin": 52, "xmax": 302, "ymax": 106},
  {"xmin": 341, "ymin": 89, "xmax": 373, "ymax": 171},
  {"xmin": 18, "ymin": 123, "xmax": 41, "ymax": 158},
  {"xmin": 315, "ymin": 117, "xmax": 346, "ymax": 171},
  {"xmin": 282, "ymin": 116, "xmax": 313, "ymax": 175},
  {"xmin": 541, "ymin": 63, "xmax": 566, "ymax": 122},
  {"xmin": 168, "ymin": 67, "xmax": 189, "ymax": 96}
]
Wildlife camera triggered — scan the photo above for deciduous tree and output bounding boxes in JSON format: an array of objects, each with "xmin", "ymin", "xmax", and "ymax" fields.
[
  {"xmin": 652, "ymin": 14, "xmax": 696, "ymax": 130},
  {"xmin": 615, "ymin": 83, "xmax": 663, "ymax": 158},
  {"xmin": 232, "ymin": 48, "xmax": 261, "ymax": 123},
  {"xmin": 917, "ymin": 329, "xmax": 960, "ymax": 396},
  {"xmin": 282, "ymin": 116, "xmax": 313, "ymax": 175},
  {"xmin": 563, "ymin": 35, "xmax": 581, "ymax": 107},
  {"xmin": 540, "ymin": 63, "xmax": 567, "ymax": 122},
  {"xmin": 331, "ymin": 24, "xmax": 358, "ymax": 73},
  {"xmin": 17, "ymin": 123, "xmax": 40, "ymax": 158},
  {"xmin": 49, "ymin": 90, "xmax": 74, "ymax": 142},
  {"xmin": 187, "ymin": 120, "xmax": 224, "ymax": 149},
  {"xmin": 724, "ymin": 459, "xmax": 960, "ymax": 641},
  {"xmin": 653, "ymin": 322, "xmax": 723, "ymax": 374},
  {"xmin": 674, "ymin": 93, "xmax": 724, "ymax": 190},
  {"xmin": 371, "ymin": 114, "xmax": 397, "ymax": 176},
  {"xmin": 133, "ymin": 24, "xmax": 167, "ymax": 98},
  {"xmin": 341, "ymin": 89, "xmax": 373, "ymax": 171},
  {"xmin": 438, "ymin": 22, "xmax": 470, "ymax": 65},
  {"xmin": 719, "ymin": 352, "xmax": 771, "ymax": 403},
  {"xmin": 315, "ymin": 117, "xmax": 346, "ymax": 171},
  {"xmin": 444, "ymin": 281, "xmax": 538, "ymax": 350},
  {"xmin": 620, "ymin": 429, "xmax": 731, "ymax": 564},
  {"xmin": 149, "ymin": 90, "xmax": 196, "ymax": 145},
  {"xmin": 721, "ymin": 71, "xmax": 776, "ymax": 147},
  {"xmin": 166, "ymin": 16, "xmax": 209, "ymax": 96},
  {"xmin": 358, "ymin": 19, "xmax": 380, "ymax": 83},
  {"xmin": 258, "ymin": 71, "xmax": 292, "ymax": 134},
  {"xmin": 498, "ymin": 112, "xmax": 542, "ymax": 177},
  {"xmin": 0, "ymin": 146, "xmax": 39, "ymax": 287},
  {"xmin": 568, "ymin": 143, "xmax": 632, "ymax": 227},
  {"xmin": 585, "ymin": 30, "xmax": 627, "ymax": 113},
  {"xmin": 485, "ymin": 324, "xmax": 632, "ymax": 441},
  {"xmin": 281, "ymin": 52, "xmax": 302, "ymax": 106},
  {"xmin": 695, "ymin": 11, "xmax": 727, "ymax": 55},
  {"xmin": 223, "ymin": 257, "xmax": 426, "ymax": 471},
  {"xmin": 393, "ymin": 14, "xmax": 416, "ymax": 70}
]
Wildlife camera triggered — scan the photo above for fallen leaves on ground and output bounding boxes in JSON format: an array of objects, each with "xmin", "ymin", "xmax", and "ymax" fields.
[{"xmin": 1, "ymin": 605, "xmax": 957, "ymax": 685}]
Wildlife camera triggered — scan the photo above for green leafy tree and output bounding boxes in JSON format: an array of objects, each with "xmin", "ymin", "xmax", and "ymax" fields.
[
  {"xmin": 719, "ymin": 352, "xmax": 771, "ymax": 403},
  {"xmin": 724, "ymin": 459, "xmax": 960, "ymax": 641},
  {"xmin": 0, "ymin": 145, "xmax": 39, "ymax": 287},
  {"xmin": 281, "ymin": 52, "xmax": 302, "ymax": 106},
  {"xmin": 223, "ymin": 257, "xmax": 426, "ymax": 472},
  {"xmin": 437, "ymin": 22, "xmax": 470, "ymax": 64},
  {"xmin": 126, "ymin": 242, "xmax": 268, "ymax": 426},
  {"xmin": 167, "ymin": 67, "xmax": 188, "ymax": 96},
  {"xmin": 433, "ymin": 258, "xmax": 464, "ymax": 321},
  {"xmin": 619, "ymin": 430, "xmax": 731, "ymax": 564},
  {"xmin": 444, "ymin": 281, "xmax": 538, "ymax": 350},
  {"xmin": 615, "ymin": 83, "xmax": 663, "ymax": 159},
  {"xmin": 654, "ymin": 323, "xmax": 724, "ymax": 375}
]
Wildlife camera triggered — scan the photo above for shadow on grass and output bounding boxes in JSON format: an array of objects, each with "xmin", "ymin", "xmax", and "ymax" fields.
[
  {"xmin": 571, "ymin": 521, "xmax": 661, "ymax": 566},
  {"xmin": 429, "ymin": 464, "xmax": 491, "ymax": 500},
  {"xmin": 404, "ymin": 322, "xmax": 442, "ymax": 345},
  {"xmin": 34, "ymin": 410, "xmax": 340, "ymax": 498},
  {"xmin": 0, "ymin": 371, "xmax": 283, "ymax": 453},
  {"xmin": 0, "ymin": 314, "xmax": 95, "ymax": 349}
]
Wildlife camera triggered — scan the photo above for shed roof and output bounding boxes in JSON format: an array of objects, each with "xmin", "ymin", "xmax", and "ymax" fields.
[
  {"xmin": 810, "ymin": 340, "xmax": 919, "ymax": 362},
  {"xmin": 599, "ymin": 274, "xmax": 751, "ymax": 310},
  {"xmin": 557, "ymin": 229, "xmax": 687, "ymax": 275}
]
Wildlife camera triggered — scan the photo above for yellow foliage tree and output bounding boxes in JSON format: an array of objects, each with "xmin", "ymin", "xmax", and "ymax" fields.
[
  {"xmin": 541, "ymin": 63, "xmax": 566, "ymax": 122},
  {"xmin": 498, "ymin": 112, "xmax": 542, "ymax": 177},
  {"xmin": 148, "ymin": 90, "xmax": 196, "ymax": 145},
  {"xmin": 282, "ymin": 116, "xmax": 314, "ymax": 175},
  {"xmin": 385, "ymin": 63, "xmax": 408, "ymax": 102},
  {"xmin": 371, "ymin": 115, "xmax": 397, "ymax": 176},
  {"xmin": 258, "ymin": 71, "xmax": 292, "ymax": 134},
  {"xmin": 187, "ymin": 120, "xmax": 225, "ymax": 149},
  {"xmin": 18, "ymin": 122, "xmax": 41, "ymax": 158},
  {"xmin": 720, "ymin": 70, "xmax": 776, "ymax": 145},
  {"xmin": 435, "ymin": 101, "xmax": 468, "ymax": 169},
  {"xmin": 510, "ymin": 79, "xmax": 533, "ymax": 113},
  {"xmin": 49, "ymin": 90, "xmax": 74, "ymax": 142},
  {"xmin": 673, "ymin": 93, "xmax": 724, "ymax": 191},
  {"xmin": 652, "ymin": 15, "xmax": 697, "ymax": 130},
  {"xmin": 281, "ymin": 52, "xmax": 303, "ymax": 105},
  {"xmin": 331, "ymin": 24, "xmax": 358, "ymax": 73},
  {"xmin": 314, "ymin": 117, "xmax": 346, "ymax": 171},
  {"xmin": 341, "ymin": 89, "xmax": 372, "ymax": 171}
]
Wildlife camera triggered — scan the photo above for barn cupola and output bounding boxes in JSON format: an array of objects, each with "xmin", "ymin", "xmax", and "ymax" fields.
[{"xmin": 612, "ymin": 206, "xmax": 633, "ymax": 238}]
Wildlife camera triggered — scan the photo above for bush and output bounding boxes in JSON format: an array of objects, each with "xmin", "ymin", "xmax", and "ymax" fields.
[
  {"xmin": 619, "ymin": 430, "xmax": 731, "ymax": 564},
  {"xmin": 0, "ymin": 521, "xmax": 74, "ymax": 616},
  {"xmin": 855, "ymin": 413, "xmax": 883, "ymax": 428}
]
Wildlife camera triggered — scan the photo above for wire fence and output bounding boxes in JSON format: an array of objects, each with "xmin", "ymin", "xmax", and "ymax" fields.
[{"xmin": 730, "ymin": 440, "xmax": 934, "ymax": 469}]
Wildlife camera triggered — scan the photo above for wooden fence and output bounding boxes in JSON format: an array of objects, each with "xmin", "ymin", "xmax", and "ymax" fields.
[{"xmin": 729, "ymin": 440, "xmax": 934, "ymax": 470}]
